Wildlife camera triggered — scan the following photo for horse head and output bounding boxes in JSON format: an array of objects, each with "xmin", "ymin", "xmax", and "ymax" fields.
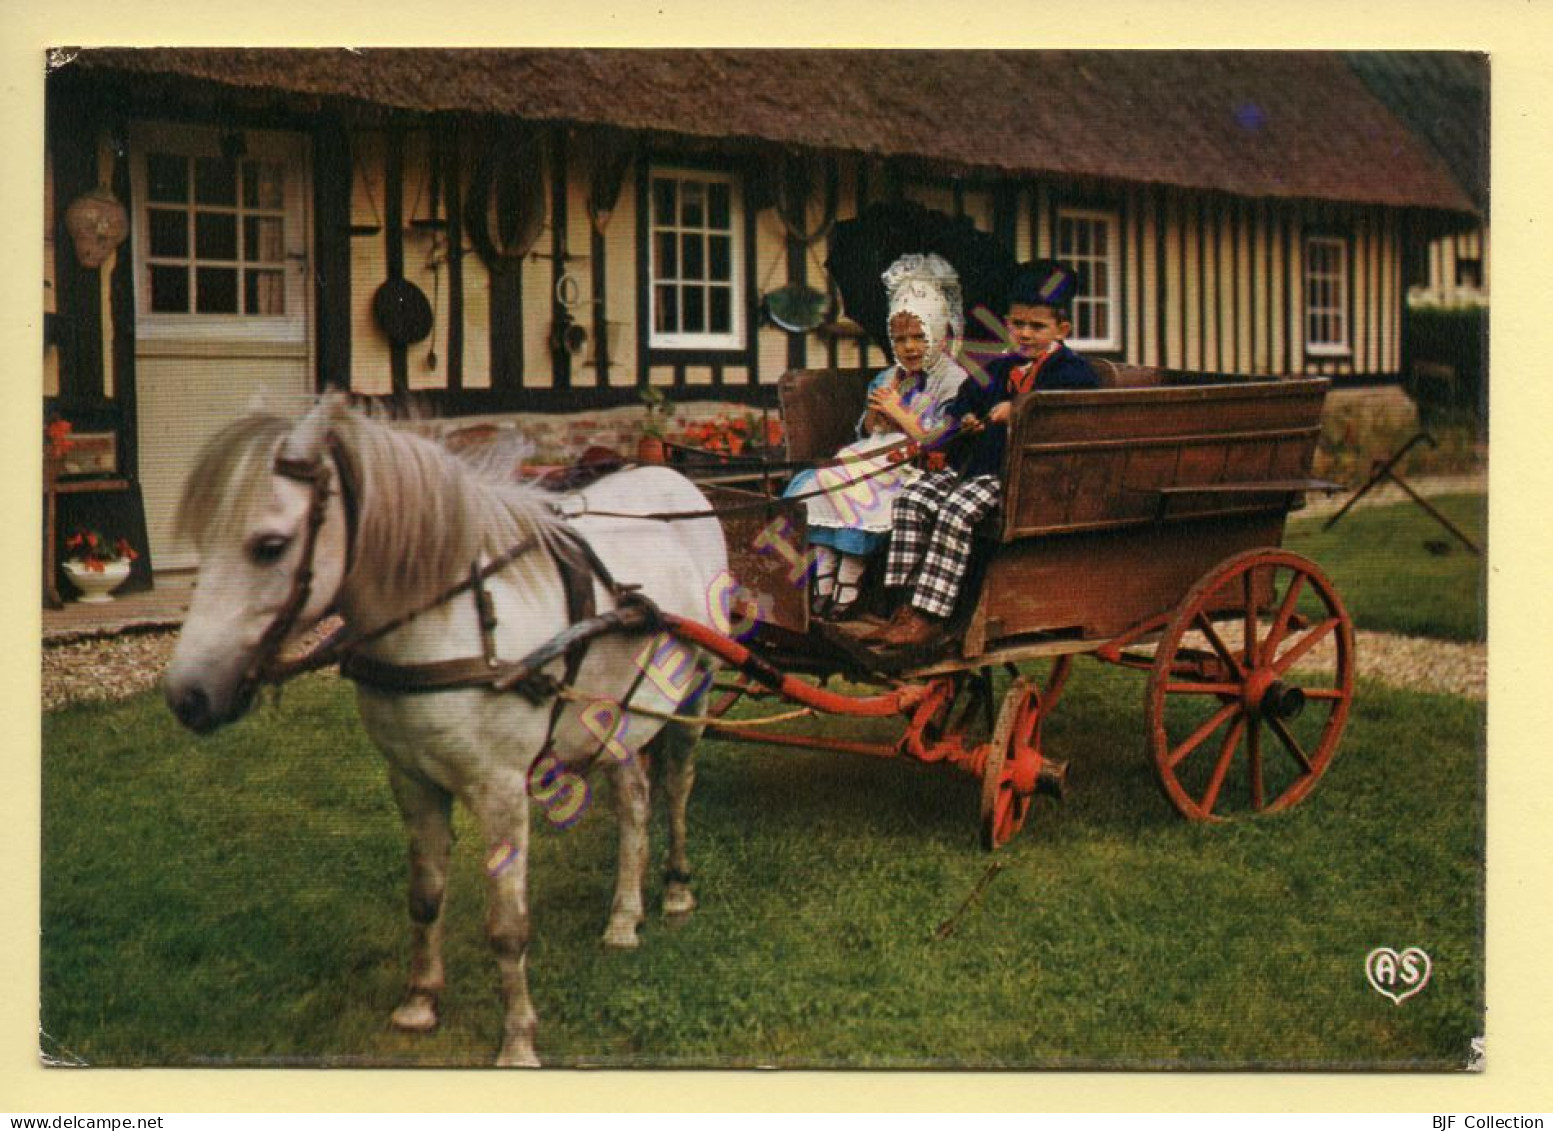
[{"xmin": 164, "ymin": 394, "xmax": 355, "ymax": 733}]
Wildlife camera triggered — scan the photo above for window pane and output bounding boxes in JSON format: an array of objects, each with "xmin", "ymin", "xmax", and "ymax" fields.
[
  {"xmin": 1090, "ymin": 261, "xmax": 1108, "ymax": 293},
  {"xmin": 245, "ymin": 270, "xmax": 285, "ymax": 315},
  {"xmin": 708, "ymin": 182, "xmax": 730, "ymax": 229},
  {"xmin": 681, "ymin": 233, "xmax": 704, "ymax": 280},
  {"xmin": 147, "ymin": 154, "xmax": 188, "ymax": 203},
  {"xmin": 1092, "ymin": 305, "xmax": 1108, "ymax": 341},
  {"xmin": 148, "ymin": 209, "xmax": 188, "ymax": 257},
  {"xmin": 681, "ymin": 182, "xmax": 705, "ymax": 228},
  {"xmin": 149, "ymin": 265, "xmax": 189, "ymax": 312},
  {"xmin": 709, "ymin": 286, "xmax": 731, "ymax": 333},
  {"xmin": 709, "ymin": 235, "xmax": 731, "ymax": 281},
  {"xmin": 195, "ymin": 157, "xmax": 238, "ymax": 205},
  {"xmin": 653, "ymin": 180, "xmax": 676, "ymax": 227},
  {"xmin": 244, "ymin": 217, "xmax": 284, "ymax": 263},
  {"xmin": 655, "ymin": 231, "xmax": 678, "ymax": 279},
  {"xmin": 655, "ymin": 285, "xmax": 678, "ymax": 333},
  {"xmin": 1093, "ymin": 223, "xmax": 1108, "ymax": 255},
  {"xmin": 196, "ymin": 266, "xmax": 238, "ymax": 313},
  {"xmin": 682, "ymin": 285, "xmax": 705, "ymax": 333},
  {"xmin": 196, "ymin": 212, "xmax": 238, "ymax": 260},
  {"xmin": 243, "ymin": 162, "xmax": 284, "ymax": 209}
]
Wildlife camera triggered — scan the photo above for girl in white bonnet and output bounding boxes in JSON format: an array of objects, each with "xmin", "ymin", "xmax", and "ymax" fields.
[{"xmin": 785, "ymin": 252, "xmax": 968, "ymax": 618}]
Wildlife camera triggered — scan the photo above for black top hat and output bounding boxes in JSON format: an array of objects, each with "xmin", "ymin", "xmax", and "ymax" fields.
[{"xmin": 1006, "ymin": 259, "xmax": 1081, "ymax": 311}]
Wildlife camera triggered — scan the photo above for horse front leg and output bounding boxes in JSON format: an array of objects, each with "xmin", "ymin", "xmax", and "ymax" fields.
[
  {"xmin": 387, "ymin": 766, "xmax": 454, "ymax": 1034},
  {"xmin": 470, "ymin": 783, "xmax": 540, "ymax": 1068}
]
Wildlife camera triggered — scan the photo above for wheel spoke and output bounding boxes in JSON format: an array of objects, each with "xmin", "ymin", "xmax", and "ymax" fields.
[
  {"xmin": 1301, "ymin": 687, "xmax": 1349, "ymax": 701},
  {"xmin": 1162, "ymin": 681, "xmax": 1244, "ymax": 696},
  {"xmin": 1166, "ymin": 700, "xmax": 1242, "ymax": 769},
  {"xmin": 1199, "ymin": 714, "xmax": 1246, "ymax": 815},
  {"xmin": 1270, "ymin": 616, "xmax": 1339, "ymax": 675},
  {"xmin": 1262, "ymin": 571, "xmax": 1307, "ymax": 667},
  {"xmin": 1243, "ymin": 568, "xmax": 1262, "ymax": 669},
  {"xmin": 1266, "ymin": 715, "xmax": 1314, "ymax": 774},
  {"xmin": 1194, "ymin": 613, "xmax": 1247, "ymax": 679},
  {"xmin": 1248, "ymin": 720, "xmax": 1264, "ymax": 811}
]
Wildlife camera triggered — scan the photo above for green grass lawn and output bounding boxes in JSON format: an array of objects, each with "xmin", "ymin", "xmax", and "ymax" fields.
[
  {"xmin": 1285, "ymin": 493, "xmax": 1486, "ymax": 642},
  {"xmin": 42, "ymin": 658, "xmax": 1484, "ymax": 1069}
]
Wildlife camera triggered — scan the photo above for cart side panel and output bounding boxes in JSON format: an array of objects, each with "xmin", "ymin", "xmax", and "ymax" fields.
[
  {"xmin": 701, "ymin": 485, "xmax": 810, "ymax": 636},
  {"xmin": 1002, "ymin": 379, "xmax": 1328, "ymax": 539},
  {"xmin": 964, "ymin": 513, "xmax": 1288, "ymax": 655},
  {"xmin": 777, "ymin": 367, "xmax": 876, "ymax": 463}
]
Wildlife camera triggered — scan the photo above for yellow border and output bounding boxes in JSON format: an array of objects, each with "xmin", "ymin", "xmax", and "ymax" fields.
[{"xmin": 8, "ymin": 2, "xmax": 1551, "ymax": 1112}]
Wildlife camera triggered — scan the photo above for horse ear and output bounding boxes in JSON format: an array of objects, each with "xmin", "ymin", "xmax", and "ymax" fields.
[{"xmin": 280, "ymin": 393, "xmax": 343, "ymax": 463}]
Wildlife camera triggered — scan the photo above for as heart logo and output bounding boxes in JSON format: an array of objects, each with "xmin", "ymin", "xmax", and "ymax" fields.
[{"xmin": 1365, "ymin": 947, "xmax": 1432, "ymax": 1004}]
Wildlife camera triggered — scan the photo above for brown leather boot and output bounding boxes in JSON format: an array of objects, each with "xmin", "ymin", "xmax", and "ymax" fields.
[
  {"xmin": 860, "ymin": 602, "xmax": 912, "ymax": 643},
  {"xmin": 874, "ymin": 607, "xmax": 944, "ymax": 648}
]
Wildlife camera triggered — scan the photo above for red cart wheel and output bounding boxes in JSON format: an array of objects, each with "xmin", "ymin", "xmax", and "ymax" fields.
[
  {"xmin": 1145, "ymin": 549, "xmax": 1355, "ymax": 822},
  {"xmin": 979, "ymin": 679, "xmax": 1069, "ymax": 850}
]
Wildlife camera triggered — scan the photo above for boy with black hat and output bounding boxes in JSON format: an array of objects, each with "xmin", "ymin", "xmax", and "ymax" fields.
[{"xmin": 870, "ymin": 260, "xmax": 1099, "ymax": 649}]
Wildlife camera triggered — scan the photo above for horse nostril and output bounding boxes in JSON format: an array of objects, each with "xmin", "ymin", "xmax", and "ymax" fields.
[{"xmin": 169, "ymin": 685, "xmax": 215, "ymax": 733}]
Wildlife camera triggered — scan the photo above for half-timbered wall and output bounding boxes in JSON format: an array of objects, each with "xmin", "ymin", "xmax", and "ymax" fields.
[
  {"xmin": 1412, "ymin": 226, "xmax": 1490, "ymax": 307},
  {"xmin": 326, "ymin": 134, "xmax": 1415, "ymax": 411}
]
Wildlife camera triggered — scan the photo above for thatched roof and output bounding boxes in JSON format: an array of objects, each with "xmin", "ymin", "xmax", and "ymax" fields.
[
  {"xmin": 1346, "ymin": 51, "xmax": 1488, "ymax": 215},
  {"xmin": 59, "ymin": 48, "xmax": 1476, "ymax": 214}
]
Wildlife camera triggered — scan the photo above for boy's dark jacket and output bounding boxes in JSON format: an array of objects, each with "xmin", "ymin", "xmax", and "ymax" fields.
[{"xmin": 939, "ymin": 345, "xmax": 1100, "ymax": 479}]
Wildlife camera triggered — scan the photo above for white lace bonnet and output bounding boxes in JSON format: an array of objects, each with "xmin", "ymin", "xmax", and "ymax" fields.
[{"xmin": 881, "ymin": 253, "xmax": 965, "ymax": 351}]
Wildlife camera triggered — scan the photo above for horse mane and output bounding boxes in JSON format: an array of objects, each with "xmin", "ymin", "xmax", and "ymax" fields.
[
  {"xmin": 176, "ymin": 404, "xmax": 565, "ymax": 608},
  {"xmin": 329, "ymin": 409, "xmax": 563, "ymax": 605}
]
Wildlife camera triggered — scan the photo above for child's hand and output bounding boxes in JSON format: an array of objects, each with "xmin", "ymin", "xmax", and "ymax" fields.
[
  {"xmin": 988, "ymin": 402, "xmax": 1013, "ymax": 425},
  {"xmin": 868, "ymin": 386, "xmax": 903, "ymax": 416},
  {"xmin": 958, "ymin": 413, "xmax": 984, "ymax": 434}
]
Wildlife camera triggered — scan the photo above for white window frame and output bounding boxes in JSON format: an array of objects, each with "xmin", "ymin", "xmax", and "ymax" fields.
[
  {"xmin": 1304, "ymin": 234, "xmax": 1351, "ymax": 357},
  {"xmin": 1056, "ymin": 206, "xmax": 1121, "ymax": 352},
  {"xmin": 129, "ymin": 122, "xmax": 310, "ymax": 347},
  {"xmin": 647, "ymin": 167, "xmax": 745, "ymax": 352}
]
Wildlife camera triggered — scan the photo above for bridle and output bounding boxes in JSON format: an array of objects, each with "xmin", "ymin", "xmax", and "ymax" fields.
[{"xmin": 232, "ymin": 435, "xmax": 359, "ymax": 711}]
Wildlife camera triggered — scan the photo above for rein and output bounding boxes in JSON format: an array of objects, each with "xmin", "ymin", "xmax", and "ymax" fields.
[{"xmin": 565, "ymin": 421, "xmax": 979, "ymax": 523}]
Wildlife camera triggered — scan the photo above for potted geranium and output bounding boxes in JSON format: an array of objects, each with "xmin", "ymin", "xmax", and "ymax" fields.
[
  {"xmin": 637, "ymin": 386, "xmax": 675, "ymax": 464},
  {"xmin": 62, "ymin": 528, "xmax": 137, "ymax": 603}
]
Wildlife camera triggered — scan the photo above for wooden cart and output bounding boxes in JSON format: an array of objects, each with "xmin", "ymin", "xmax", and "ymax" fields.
[{"xmin": 668, "ymin": 363, "xmax": 1354, "ymax": 849}]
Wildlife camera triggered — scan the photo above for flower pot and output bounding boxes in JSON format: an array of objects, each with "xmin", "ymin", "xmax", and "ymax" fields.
[
  {"xmin": 636, "ymin": 435, "xmax": 666, "ymax": 464},
  {"xmin": 63, "ymin": 559, "xmax": 131, "ymax": 604}
]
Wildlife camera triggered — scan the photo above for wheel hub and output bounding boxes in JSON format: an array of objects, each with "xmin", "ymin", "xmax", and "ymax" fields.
[{"xmin": 1243, "ymin": 669, "xmax": 1306, "ymax": 721}]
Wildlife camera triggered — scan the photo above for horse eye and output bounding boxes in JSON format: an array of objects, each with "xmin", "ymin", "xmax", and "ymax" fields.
[{"xmin": 249, "ymin": 534, "xmax": 292, "ymax": 565}]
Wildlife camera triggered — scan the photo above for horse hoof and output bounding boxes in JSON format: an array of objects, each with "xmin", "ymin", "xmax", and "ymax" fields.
[
  {"xmin": 390, "ymin": 994, "xmax": 440, "ymax": 1033},
  {"xmin": 663, "ymin": 887, "xmax": 697, "ymax": 918},
  {"xmin": 496, "ymin": 1045, "xmax": 542, "ymax": 1068},
  {"xmin": 602, "ymin": 920, "xmax": 642, "ymax": 950}
]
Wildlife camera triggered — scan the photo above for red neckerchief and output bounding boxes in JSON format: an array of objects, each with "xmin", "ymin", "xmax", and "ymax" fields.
[{"xmin": 1008, "ymin": 343, "xmax": 1059, "ymax": 396}]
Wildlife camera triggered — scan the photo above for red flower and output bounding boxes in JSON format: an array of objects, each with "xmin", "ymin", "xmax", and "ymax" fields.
[
  {"xmin": 63, "ymin": 527, "xmax": 135, "ymax": 569},
  {"xmin": 46, "ymin": 419, "xmax": 75, "ymax": 458}
]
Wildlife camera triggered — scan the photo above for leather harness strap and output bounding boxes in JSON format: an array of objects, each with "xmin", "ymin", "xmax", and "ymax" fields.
[{"xmin": 338, "ymin": 523, "xmax": 623, "ymax": 699}]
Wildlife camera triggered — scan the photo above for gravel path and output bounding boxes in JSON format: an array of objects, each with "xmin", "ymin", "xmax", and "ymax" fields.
[{"xmin": 42, "ymin": 623, "xmax": 1486, "ymax": 714}]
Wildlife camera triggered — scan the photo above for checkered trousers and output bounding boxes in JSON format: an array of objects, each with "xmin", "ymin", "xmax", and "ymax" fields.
[{"xmin": 883, "ymin": 470, "xmax": 1003, "ymax": 618}]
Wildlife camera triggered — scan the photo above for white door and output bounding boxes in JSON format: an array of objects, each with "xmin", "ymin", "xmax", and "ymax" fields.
[{"xmin": 130, "ymin": 122, "xmax": 316, "ymax": 570}]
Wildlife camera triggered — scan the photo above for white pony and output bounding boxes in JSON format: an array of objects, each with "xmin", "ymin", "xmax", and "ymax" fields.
[{"xmin": 163, "ymin": 395, "xmax": 728, "ymax": 1066}]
